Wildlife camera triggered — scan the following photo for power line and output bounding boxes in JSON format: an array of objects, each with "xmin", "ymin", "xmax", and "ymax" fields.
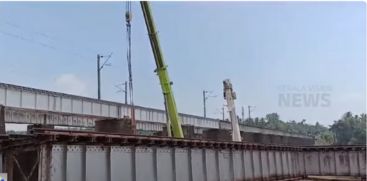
[
  {"xmin": 0, "ymin": 29, "xmax": 93, "ymax": 61},
  {"xmin": 3, "ymin": 21, "xmax": 54, "ymax": 40},
  {"xmin": 0, "ymin": 29, "xmax": 56, "ymax": 50},
  {"xmin": 115, "ymin": 81, "xmax": 128, "ymax": 104},
  {"xmin": 0, "ymin": 20, "xmax": 99, "ymax": 59}
]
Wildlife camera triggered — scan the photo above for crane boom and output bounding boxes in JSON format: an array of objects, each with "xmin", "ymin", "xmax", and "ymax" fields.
[
  {"xmin": 223, "ymin": 79, "xmax": 242, "ymax": 142},
  {"xmin": 140, "ymin": 1, "xmax": 184, "ymax": 138}
]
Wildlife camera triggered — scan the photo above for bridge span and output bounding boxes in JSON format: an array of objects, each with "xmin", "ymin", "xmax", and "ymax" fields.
[
  {"xmin": 0, "ymin": 129, "xmax": 365, "ymax": 181},
  {"xmin": 0, "ymin": 82, "xmax": 311, "ymax": 141}
]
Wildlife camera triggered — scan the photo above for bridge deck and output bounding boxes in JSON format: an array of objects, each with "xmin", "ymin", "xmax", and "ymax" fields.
[{"xmin": 0, "ymin": 82, "xmax": 310, "ymax": 138}]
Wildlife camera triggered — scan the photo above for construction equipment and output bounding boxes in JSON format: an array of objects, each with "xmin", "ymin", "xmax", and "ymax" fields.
[
  {"xmin": 125, "ymin": 1, "xmax": 136, "ymax": 134},
  {"xmin": 140, "ymin": 1, "xmax": 184, "ymax": 138},
  {"xmin": 223, "ymin": 79, "xmax": 242, "ymax": 141}
]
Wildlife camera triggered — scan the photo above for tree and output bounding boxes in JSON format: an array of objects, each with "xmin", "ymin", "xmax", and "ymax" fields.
[
  {"xmin": 240, "ymin": 111, "xmax": 365, "ymax": 145},
  {"xmin": 315, "ymin": 130, "xmax": 335, "ymax": 145},
  {"xmin": 330, "ymin": 112, "xmax": 366, "ymax": 145},
  {"xmin": 266, "ymin": 113, "xmax": 279, "ymax": 122},
  {"xmin": 256, "ymin": 118, "xmax": 266, "ymax": 127}
]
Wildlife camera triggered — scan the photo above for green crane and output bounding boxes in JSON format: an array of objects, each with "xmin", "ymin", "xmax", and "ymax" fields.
[{"xmin": 140, "ymin": 1, "xmax": 184, "ymax": 138}]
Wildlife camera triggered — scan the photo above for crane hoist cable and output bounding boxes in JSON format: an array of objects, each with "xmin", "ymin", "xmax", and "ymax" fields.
[{"xmin": 125, "ymin": 1, "xmax": 136, "ymax": 134}]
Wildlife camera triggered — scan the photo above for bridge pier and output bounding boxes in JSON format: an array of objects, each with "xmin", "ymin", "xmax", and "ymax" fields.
[{"xmin": 0, "ymin": 105, "xmax": 5, "ymax": 134}]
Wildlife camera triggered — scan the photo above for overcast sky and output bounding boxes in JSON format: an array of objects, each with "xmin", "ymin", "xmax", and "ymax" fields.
[{"xmin": 0, "ymin": 2, "xmax": 365, "ymax": 127}]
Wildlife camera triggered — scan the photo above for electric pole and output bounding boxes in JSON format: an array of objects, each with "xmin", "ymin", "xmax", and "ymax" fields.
[
  {"xmin": 115, "ymin": 81, "xmax": 128, "ymax": 104},
  {"xmin": 96, "ymin": 53, "xmax": 112, "ymax": 100},
  {"xmin": 248, "ymin": 105, "xmax": 255, "ymax": 120},
  {"xmin": 124, "ymin": 81, "xmax": 127, "ymax": 104},
  {"xmin": 203, "ymin": 90, "xmax": 207, "ymax": 119},
  {"xmin": 97, "ymin": 54, "xmax": 101, "ymax": 99},
  {"xmin": 222, "ymin": 105, "xmax": 225, "ymax": 121},
  {"xmin": 203, "ymin": 90, "xmax": 216, "ymax": 119},
  {"xmin": 241, "ymin": 106, "xmax": 245, "ymax": 121}
]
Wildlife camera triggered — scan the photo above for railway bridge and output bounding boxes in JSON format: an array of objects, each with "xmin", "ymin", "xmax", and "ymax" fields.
[
  {"xmin": 0, "ymin": 129, "xmax": 365, "ymax": 181},
  {"xmin": 0, "ymin": 83, "xmax": 365, "ymax": 181},
  {"xmin": 0, "ymin": 82, "xmax": 313, "ymax": 145}
]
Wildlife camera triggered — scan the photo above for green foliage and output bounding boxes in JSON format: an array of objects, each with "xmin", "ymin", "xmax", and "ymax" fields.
[
  {"xmin": 242, "ymin": 113, "xmax": 329, "ymax": 136},
  {"xmin": 330, "ymin": 112, "xmax": 366, "ymax": 145},
  {"xmin": 315, "ymin": 130, "xmax": 335, "ymax": 145},
  {"xmin": 240, "ymin": 112, "xmax": 366, "ymax": 145}
]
